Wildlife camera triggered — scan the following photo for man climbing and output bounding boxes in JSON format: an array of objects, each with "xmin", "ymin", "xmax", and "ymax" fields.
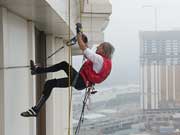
[{"xmin": 21, "ymin": 25, "xmax": 115, "ymax": 117}]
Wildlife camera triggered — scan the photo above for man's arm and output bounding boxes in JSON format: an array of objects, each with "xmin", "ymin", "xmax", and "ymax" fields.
[
  {"xmin": 77, "ymin": 33, "xmax": 87, "ymax": 51},
  {"xmin": 77, "ymin": 33, "xmax": 103, "ymax": 73}
]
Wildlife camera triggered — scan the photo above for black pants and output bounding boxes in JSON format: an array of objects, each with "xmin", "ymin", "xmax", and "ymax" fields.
[{"xmin": 40, "ymin": 61, "xmax": 86, "ymax": 100}]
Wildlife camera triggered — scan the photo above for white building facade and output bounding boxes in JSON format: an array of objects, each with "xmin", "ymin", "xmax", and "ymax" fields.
[{"xmin": 0, "ymin": 0, "xmax": 112, "ymax": 135}]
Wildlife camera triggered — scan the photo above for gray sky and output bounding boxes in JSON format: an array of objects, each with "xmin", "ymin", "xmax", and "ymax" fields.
[{"xmin": 74, "ymin": 0, "xmax": 180, "ymax": 87}]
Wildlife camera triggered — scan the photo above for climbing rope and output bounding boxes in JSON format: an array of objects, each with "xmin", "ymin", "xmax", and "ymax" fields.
[
  {"xmin": 75, "ymin": 85, "xmax": 97, "ymax": 135},
  {"xmin": 67, "ymin": 0, "xmax": 72, "ymax": 134},
  {"xmin": 67, "ymin": 0, "xmax": 85, "ymax": 133},
  {"xmin": 47, "ymin": 45, "xmax": 64, "ymax": 59},
  {"xmin": 75, "ymin": 87, "xmax": 92, "ymax": 135}
]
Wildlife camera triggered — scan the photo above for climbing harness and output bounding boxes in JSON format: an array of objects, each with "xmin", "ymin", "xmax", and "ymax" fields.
[{"xmin": 75, "ymin": 85, "xmax": 97, "ymax": 135}]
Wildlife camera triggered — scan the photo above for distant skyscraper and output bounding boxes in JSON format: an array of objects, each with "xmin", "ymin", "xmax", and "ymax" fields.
[{"xmin": 139, "ymin": 31, "xmax": 180, "ymax": 110}]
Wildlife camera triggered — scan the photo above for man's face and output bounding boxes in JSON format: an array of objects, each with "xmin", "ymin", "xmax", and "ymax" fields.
[{"xmin": 96, "ymin": 44, "xmax": 104, "ymax": 54}]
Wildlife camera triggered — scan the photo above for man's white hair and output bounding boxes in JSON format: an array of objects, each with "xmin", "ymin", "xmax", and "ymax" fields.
[{"xmin": 101, "ymin": 42, "xmax": 115, "ymax": 59}]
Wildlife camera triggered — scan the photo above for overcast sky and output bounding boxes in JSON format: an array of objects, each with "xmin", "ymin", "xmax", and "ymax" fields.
[{"xmin": 74, "ymin": 0, "xmax": 180, "ymax": 87}]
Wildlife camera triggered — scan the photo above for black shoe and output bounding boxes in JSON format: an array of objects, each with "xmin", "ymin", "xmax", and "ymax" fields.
[
  {"xmin": 21, "ymin": 107, "xmax": 38, "ymax": 117},
  {"xmin": 30, "ymin": 60, "xmax": 39, "ymax": 75}
]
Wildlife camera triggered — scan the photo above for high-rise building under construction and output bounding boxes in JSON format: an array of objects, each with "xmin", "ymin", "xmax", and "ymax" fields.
[{"xmin": 140, "ymin": 31, "xmax": 180, "ymax": 110}]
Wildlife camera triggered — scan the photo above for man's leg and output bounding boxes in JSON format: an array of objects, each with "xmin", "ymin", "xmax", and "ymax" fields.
[
  {"xmin": 31, "ymin": 61, "xmax": 77, "ymax": 77},
  {"xmin": 21, "ymin": 77, "xmax": 74, "ymax": 117},
  {"xmin": 21, "ymin": 79, "xmax": 58, "ymax": 117},
  {"xmin": 32, "ymin": 79, "xmax": 59, "ymax": 113},
  {"xmin": 21, "ymin": 62, "xmax": 83, "ymax": 117},
  {"xmin": 32, "ymin": 76, "xmax": 86, "ymax": 114}
]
